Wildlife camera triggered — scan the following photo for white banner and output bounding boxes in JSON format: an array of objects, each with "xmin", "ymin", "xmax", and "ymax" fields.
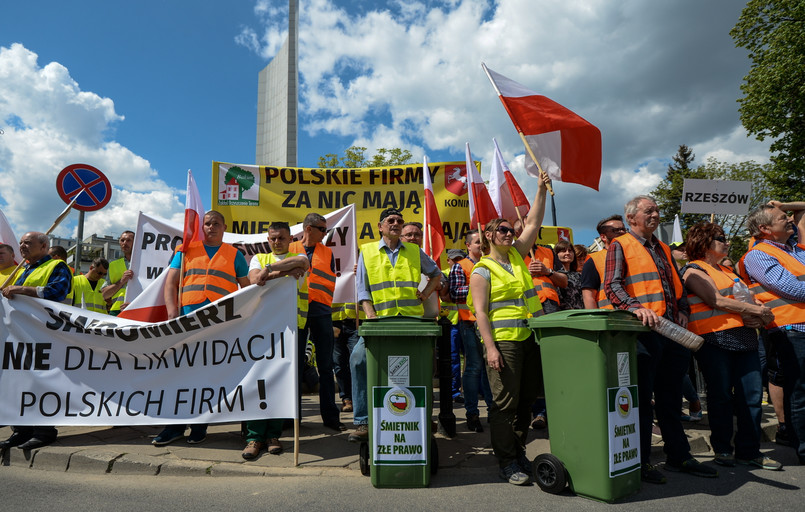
[
  {"xmin": 0, "ymin": 279, "xmax": 298, "ymax": 426},
  {"xmin": 127, "ymin": 204, "xmax": 357, "ymax": 304},
  {"xmin": 681, "ymin": 179, "xmax": 752, "ymax": 215}
]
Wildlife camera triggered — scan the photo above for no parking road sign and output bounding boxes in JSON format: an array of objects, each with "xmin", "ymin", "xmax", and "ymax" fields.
[{"xmin": 56, "ymin": 164, "xmax": 112, "ymax": 212}]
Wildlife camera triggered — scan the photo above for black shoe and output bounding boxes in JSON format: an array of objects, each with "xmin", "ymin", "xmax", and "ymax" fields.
[
  {"xmin": 453, "ymin": 395, "xmax": 465, "ymax": 404},
  {"xmin": 776, "ymin": 424, "xmax": 794, "ymax": 447},
  {"xmin": 665, "ymin": 458, "xmax": 719, "ymax": 478},
  {"xmin": 467, "ymin": 414, "xmax": 483, "ymax": 433},
  {"xmin": 0, "ymin": 431, "xmax": 33, "ymax": 449},
  {"xmin": 324, "ymin": 421, "xmax": 347, "ymax": 432},
  {"xmin": 641, "ymin": 463, "xmax": 667, "ymax": 484},
  {"xmin": 517, "ymin": 450, "xmax": 533, "ymax": 476},
  {"xmin": 18, "ymin": 437, "xmax": 54, "ymax": 450}
]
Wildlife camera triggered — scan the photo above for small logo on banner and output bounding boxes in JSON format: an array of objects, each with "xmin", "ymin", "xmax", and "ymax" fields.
[
  {"xmin": 616, "ymin": 388, "xmax": 631, "ymax": 418},
  {"xmin": 444, "ymin": 164, "xmax": 468, "ymax": 197},
  {"xmin": 218, "ymin": 164, "xmax": 260, "ymax": 206},
  {"xmin": 386, "ymin": 387, "xmax": 414, "ymax": 416}
]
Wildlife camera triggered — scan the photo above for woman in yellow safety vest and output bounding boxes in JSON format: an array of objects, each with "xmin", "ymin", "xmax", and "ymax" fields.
[
  {"xmin": 681, "ymin": 222, "xmax": 780, "ymax": 470},
  {"xmin": 467, "ymin": 174, "xmax": 548, "ymax": 486}
]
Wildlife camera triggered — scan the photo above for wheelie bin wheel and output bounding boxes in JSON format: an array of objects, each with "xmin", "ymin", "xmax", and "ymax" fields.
[
  {"xmin": 533, "ymin": 453, "xmax": 567, "ymax": 494},
  {"xmin": 359, "ymin": 442, "xmax": 370, "ymax": 476},
  {"xmin": 430, "ymin": 437, "xmax": 439, "ymax": 475}
]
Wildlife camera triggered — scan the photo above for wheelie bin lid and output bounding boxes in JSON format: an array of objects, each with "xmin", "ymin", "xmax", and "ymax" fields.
[
  {"xmin": 527, "ymin": 309, "xmax": 649, "ymax": 332},
  {"xmin": 358, "ymin": 315, "xmax": 442, "ymax": 337}
]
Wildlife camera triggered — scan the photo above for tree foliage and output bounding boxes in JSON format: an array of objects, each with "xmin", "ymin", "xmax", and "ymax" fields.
[
  {"xmin": 318, "ymin": 146, "xmax": 414, "ymax": 168},
  {"xmin": 652, "ymin": 145, "xmax": 709, "ymax": 228},
  {"xmin": 731, "ymin": 0, "xmax": 805, "ymax": 200}
]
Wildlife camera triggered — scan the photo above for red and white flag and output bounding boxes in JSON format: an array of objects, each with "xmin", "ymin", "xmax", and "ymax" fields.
[
  {"xmin": 465, "ymin": 143, "xmax": 498, "ymax": 230},
  {"xmin": 483, "ymin": 64, "xmax": 602, "ymax": 191},
  {"xmin": 488, "ymin": 138, "xmax": 531, "ymax": 225},
  {"xmin": 0, "ymin": 208, "xmax": 21, "ymax": 263},
  {"xmin": 182, "ymin": 169, "xmax": 205, "ymax": 248},
  {"xmin": 422, "ymin": 155, "xmax": 445, "ymax": 264}
]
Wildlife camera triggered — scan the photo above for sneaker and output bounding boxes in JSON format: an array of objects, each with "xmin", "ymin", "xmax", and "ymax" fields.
[
  {"xmin": 187, "ymin": 429, "xmax": 207, "ymax": 444},
  {"xmin": 737, "ymin": 456, "xmax": 783, "ymax": 471},
  {"xmin": 775, "ymin": 425, "xmax": 793, "ymax": 447},
  {"xmin": 152, "ymin": 428, "xmax": 184, "ymax": 446},
  {"xmin": 641, "ymin": 463, "xmax": 667, "ymax": 484},
  {"xmin": 516, "ymin": 451, "xmax": 533, "ymax": 476},
  {"xmin": 341, "ymin": 399, "xmax": 353, "ymax": 413},
  {"xmin": 665, "ymin": 458, "xmax": 719, "ymax": 478},
  {"xmin": 242, "ymin": 440, "xmax": 265, "ymax": 460},
  {"xmin": 467, "ymin": 414, "xmax": 484, "ymax": 433},
  {"xmin": 348, "ymin": 424, "xmax": 369, "ymax": 443},
  {"xmin": 499, "ymin": 461, "xmax": 530, "ymax": 485},
  {"xmin": 714, "ymin": 453, "xmax": 736, "ymax": 467},
  {"xmin": 267, "ymin": 438, "xmax": 283, "ymax": 455},
  {"xmin": 531, "ymin": 415, "xmax": 547, "ymax": 430},
  {"xmin": 681, "ymin": 410, "xmax": 703, "ymax": 422}
]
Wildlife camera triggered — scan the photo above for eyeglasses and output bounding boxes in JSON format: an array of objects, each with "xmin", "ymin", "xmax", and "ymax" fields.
[
  {"xmin": 402, "ymin": 232, "xmax": 422, "ymax": 239},
  {"xmin": 311, "ymin": 225, "xmax": 328, "ymax": 233},
  {"xmin": 496, "ymin": 226, "xmax": 515, "ymax": 236},
  {"xmin": 385, "ymin": 217, "xmax": 404, "ymax": 225},
  {"xmin": 713, "ymin": 235, "xmax": 727, "ymax": 243}
]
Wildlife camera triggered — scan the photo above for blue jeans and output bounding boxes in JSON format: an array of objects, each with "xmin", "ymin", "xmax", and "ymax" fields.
[
  {"xmin": 450, "ymin": 324, "xmax": 463, "ymax": 398},
  {"xmin": 637, "ymin": 330, "xmax": 692, "ymax": 465},
  {"xmin": 301, "ymin": 314, "xmax": 340, "ymax": 425},
  {"xmin": 350, "ymin": 336, "xmax": 368, "ymax": 425},
  {"xmin": 695, "ymin": 342, "xmax": 762, "ymax": 459},
  {"xmin": 770, "ymin": 328, "xmax": 805, "ymax": 461},
  {"xmin": 333, "ymin": 320, "xmax": 359, "ymax": 400},
  {"xmin": 459, "ymin": 321, "xmax": 493, "ymax": 417}
]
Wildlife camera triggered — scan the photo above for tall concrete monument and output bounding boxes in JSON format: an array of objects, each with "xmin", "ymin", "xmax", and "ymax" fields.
[{"xmin": 256, "ymin": 0, "xmax": 298, "ymax": 166}]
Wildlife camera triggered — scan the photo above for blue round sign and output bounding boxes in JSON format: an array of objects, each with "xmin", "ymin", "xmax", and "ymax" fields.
[{"xmin": 56, "ymin": 164, "xmax": 112, "ymax": 211}]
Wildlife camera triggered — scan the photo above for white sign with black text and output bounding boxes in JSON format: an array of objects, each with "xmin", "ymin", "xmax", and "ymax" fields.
[{"xmin": 681, "ymin": 179, "xmax": 752, "ymax": 215}]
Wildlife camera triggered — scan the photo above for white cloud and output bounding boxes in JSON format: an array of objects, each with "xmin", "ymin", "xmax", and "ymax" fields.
[
  {"xmin": 0, "ymin": 44, "xmax": 183, "ymax": 240},
  {"xmin": 240, "ymin": 0, "xmax": 770, "ymax": 243}
]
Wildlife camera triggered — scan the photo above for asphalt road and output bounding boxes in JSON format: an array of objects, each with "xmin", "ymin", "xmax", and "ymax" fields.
[{"xmin": 3, "ymin": 443, "xmax": 804, "ymax": 512}]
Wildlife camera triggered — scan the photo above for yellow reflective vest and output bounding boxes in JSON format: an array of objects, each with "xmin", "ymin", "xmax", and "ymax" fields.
[
  {"xmin": 107, "ymin": 258, "xmax": 129, "ymax": 313},
  {"xmin": 71, "ymin": 274, "xmax": 108, "ymax": 314},
  {"xmin": 468, "ymin": 247, "xmax": 541, "ymax": 342},
  {"xmin": 361, "ymin": 241, "xmax": 423, "ymax": 317}
]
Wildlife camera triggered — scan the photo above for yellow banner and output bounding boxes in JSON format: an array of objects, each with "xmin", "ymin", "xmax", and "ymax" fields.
[{"xmin": 212, "ymin": 161, "xmax": 572, "ymax": 250}]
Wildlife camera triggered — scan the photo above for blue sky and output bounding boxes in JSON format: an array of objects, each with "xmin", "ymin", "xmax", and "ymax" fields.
[{"xmin": 0, "ymin": 0, "xmax": 772, "ymax": 245}]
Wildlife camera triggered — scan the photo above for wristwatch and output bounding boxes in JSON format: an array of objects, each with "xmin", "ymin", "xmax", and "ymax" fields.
[{"xmin": 547, "ymin": 268, "xmax": 554, "ymax": 277}]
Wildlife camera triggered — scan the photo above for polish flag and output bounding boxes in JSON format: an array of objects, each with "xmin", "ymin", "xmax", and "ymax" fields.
[
  {"xmin": 488, "ymin": 138, "xmax": 531, "ymax": 225},
  {"xmin": 465, "ymin": 142, "xmax": 499, "ymax": 230},
  {"xmin": 422, "ymin": 155, "xmax": 445, "ymax": 264},
  {"xmin": 182, "ymin": 169, "xmax": 205, "ymax": 248},
  {"xmin": 0, "ymin": 208, "xmax": 21, "ymax": 263},
  {"xmin": 483, "ymin": 64, "xmax": 602, "ymax": 191}
]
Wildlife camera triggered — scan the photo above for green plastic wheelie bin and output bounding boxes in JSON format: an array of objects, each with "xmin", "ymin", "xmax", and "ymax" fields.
[
  {"xmin": 358, "ymin": 316, "xmax": 441, "ymax": 488},
  {"xmin": 528, "ymin": 309, "xmax": 648, "ymax": 502}
]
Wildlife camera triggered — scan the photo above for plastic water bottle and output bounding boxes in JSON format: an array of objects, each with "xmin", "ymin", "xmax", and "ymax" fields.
[
  {"xmin": 652, "ymin": 315, "xmax": 704, "ymax": 351},
  {"xmin": 733, "ymin": 278, "xmax": 754, "ymax": 304}
]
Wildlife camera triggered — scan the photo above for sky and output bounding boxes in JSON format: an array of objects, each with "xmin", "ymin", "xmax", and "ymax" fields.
[{"xmin": 0, "ymin": 0, "xmax": 771, "ymax": 247}]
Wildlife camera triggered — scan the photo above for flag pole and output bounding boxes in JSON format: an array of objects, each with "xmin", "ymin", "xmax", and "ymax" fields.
[
  {"xmin": 1, "ymin": 191, "xmax": 84, "ymax": 290},
  {"xmin": 481, "ymin": 63, "xmax": 555, "ymax": 196}
]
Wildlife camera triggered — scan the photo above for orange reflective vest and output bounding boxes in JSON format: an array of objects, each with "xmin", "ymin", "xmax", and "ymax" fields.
[
  {"xmin": 524, "ymin": 246, "xmax": 559, "ymax": 304},
  {"xmin": 616, "ymin": 234, "xmax": 683, "ymax": 316},
  {"xmin": 290, "ymin": 241, "xmax": 336, "ymax": 306},
  {"xmin": 740, "ymin": 241, "xmax": 805, "ymax": 329},
  {"xmin": 589, "ymin": 249, "xmax": 613, "ymax": 309},
  {"xmin": 456, "ymin": 257, "xmax": 477, "ymax": 322},
  {"xmin": 179, "ymin": 241, "xmax": 239, "ymax": 306},
  {"xmin": 686, "ymin": 260, "xmax": 745, "ymax": 335}
]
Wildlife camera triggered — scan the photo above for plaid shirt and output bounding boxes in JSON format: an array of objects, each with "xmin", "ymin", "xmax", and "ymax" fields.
[
  {"xmin": 604, "ymin": 232, "xmax": 689, "ymax": 321},
  {"xmin": 15, "ymin": 255, "xmax": 72, "ymax": 302},
  {"xmin": 448, "ymin": 257, "xmax": 478, "ymax": 304}
]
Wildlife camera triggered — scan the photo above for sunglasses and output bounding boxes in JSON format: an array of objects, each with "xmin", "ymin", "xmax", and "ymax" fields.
[
  {"xmin": 713, "ymin": 235, "xmax": 727, "ymax": 243},
  {"xmin": 496, "ymin": 226, "xmax": 515, "ymax": 236},
  {"xmin": 385, "ymin": 217, "xmax": 404, "ymax": 225},
  {"xmin": 311, "ymin": 225, "xmax": 328, "ymax": 233}
]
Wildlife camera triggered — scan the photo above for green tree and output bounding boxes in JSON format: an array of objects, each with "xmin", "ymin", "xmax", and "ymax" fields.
[
  {"xmin": 224, "ymin": 166, "xmax": 255, "ymax": 198},
  {"xmin": 731, "ymin": 1, "xmax": 805, "ymax": 200},
  {"xmin": 652, "ymin": 145, "xmax": 708, "ymax": 229},
  {"xmin": 318, "ymin": 146, "xmax": 413, "ymax": 168}
]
